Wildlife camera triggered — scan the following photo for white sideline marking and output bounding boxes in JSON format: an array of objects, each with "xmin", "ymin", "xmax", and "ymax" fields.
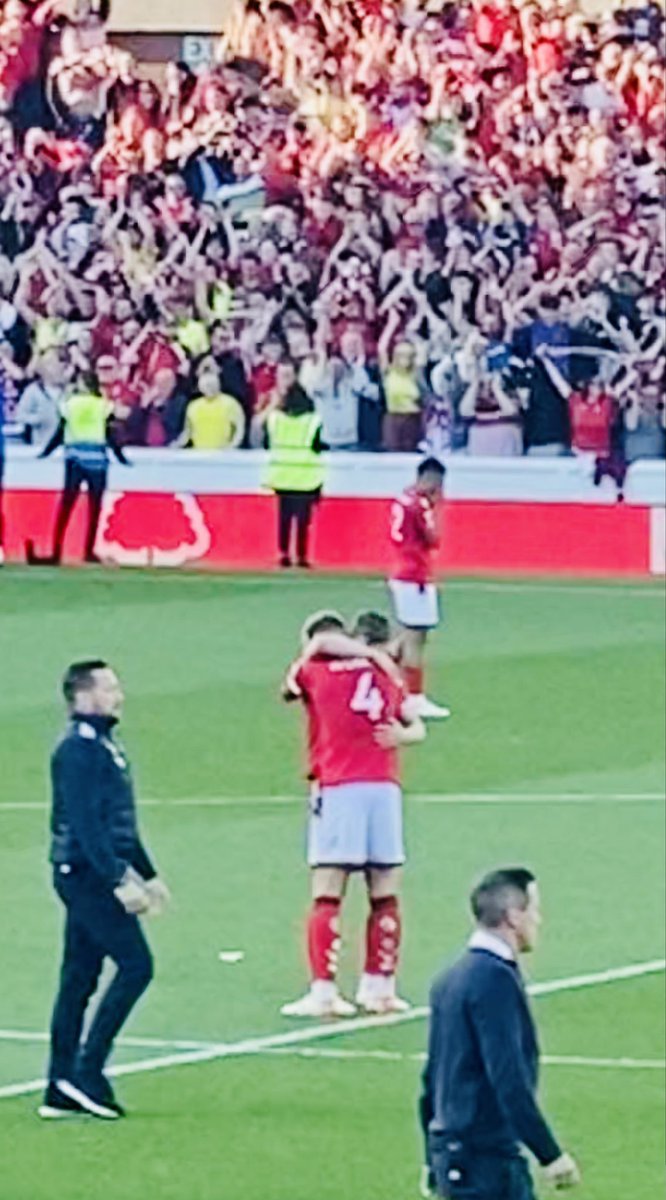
[
  {"xmin": 0, "ymin": 959, "xmax": 663, "ymax": 1103},
  {"xmin": 445, "ymin": 581, "xmax": 665, "ymax": 599},
  {"xmin": 0, "ymin": 792, "xmax": 664, "ymax": 813},
  {"xmin": 0, "ymin": 1030, "xmax": 214, "ymax": 1051},
  {"xmin": 265, "ymin": 1047, "xmax": 666, "ymax": 1071}
]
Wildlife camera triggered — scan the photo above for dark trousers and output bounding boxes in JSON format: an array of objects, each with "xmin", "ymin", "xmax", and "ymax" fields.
[
  {"xmin": 48, "ymin": 867, "xmax": 153, "ymax": 1083},
  {"xmin": 382, "ymin": 412, "xmax": 422, "ymax": 452},
  {"xmin": 277, "ymin": 490, "xmax": 319, "ymax": 564},
  {"xmin": 431, "ymin": 1143, "xmax": 536, "ymax": 1200},
  {"xmin": 52, "ymin": 459, "xmax": 107, "ymax": 562}
]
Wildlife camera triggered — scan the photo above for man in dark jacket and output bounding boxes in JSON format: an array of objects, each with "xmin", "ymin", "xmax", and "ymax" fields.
[
  {"xmin": 420, "ymin": 868, "xmax": 580, "ymax": 1198},
  {"xmin": 40, "ymin": 661, "xmax": 170, "ymax": 1121}
]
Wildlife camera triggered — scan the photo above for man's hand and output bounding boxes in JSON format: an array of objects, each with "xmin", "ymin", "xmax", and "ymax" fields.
[
  {"xmin": 543, "ymin": 1153, "xmax": 581, "ymax": 1189},
  {"xmin": 419, "ymin": 1165, "xmax": 435, "ymax": 1197},
  {"xmin": 144, "ymin": 877, "xmax": 171, "ymax": 917},
  {"xmin": 374, "ymin": 719, "xmax": 408, "ymax": 749},
  {"xmin": 114, "ymin": 874, "xmax": 151, "ymax": 915}
]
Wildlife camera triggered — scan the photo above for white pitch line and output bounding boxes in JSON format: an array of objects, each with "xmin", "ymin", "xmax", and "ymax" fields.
[
  {"xmin": 264, "ymin": 1047, "xmax": 666, "ymax": 1071},
  {"xmin": 0, "ymin": 959, "xmax": 663, "ymax": 1104},
  {"xmin": 0, "ymin": 1030, "xmax": 214, "ymax": 1051},
  {"xmin": 0, "ymin": 792, "xmax": 664, "ymax": 814},
  {"xmin": 444, "ymin": 581, "xmax": 665, "ymax": 599}
]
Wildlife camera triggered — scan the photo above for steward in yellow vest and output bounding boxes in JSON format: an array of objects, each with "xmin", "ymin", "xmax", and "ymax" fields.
[
  {"xmin": 264, "ymin": 384, "xmax": 325, "ymax": 569},
  {"xmin": 26, "ymin": 373, "xmax": 130, "ymax": 567}
]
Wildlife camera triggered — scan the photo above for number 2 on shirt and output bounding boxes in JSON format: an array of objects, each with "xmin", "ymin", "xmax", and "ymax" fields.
[{"xmin": 350, "ymin": 671, "xmax": 386, "ymax": 723}]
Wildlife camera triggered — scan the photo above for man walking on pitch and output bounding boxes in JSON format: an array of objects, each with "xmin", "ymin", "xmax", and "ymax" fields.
[
  {"xmin": 281, "ymin": 610, "xmax": 425, "ymax": 1019},
  {"xmin": 420, "ymin": 868, "xmax": 580, "ymax": 1198},
  {"xmin": 388, "ymin": 457, "xmax": 449, "ymax": 719},
  {"xmin": 40, "ymin": 661, "xmax": 169, "ymax": 1121}
]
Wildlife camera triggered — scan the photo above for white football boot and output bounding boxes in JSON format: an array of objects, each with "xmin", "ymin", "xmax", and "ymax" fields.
[
  {"xmin": 412, "ymin": 695, "xmax": 451, "ymax": 720},
  {"xmin": 356, "ymin": 974, "xmax": 412, "ymax": 1015},
  {"xmin": 281, "ymin": 981, "xmax": 356, "ymax": 1019}
]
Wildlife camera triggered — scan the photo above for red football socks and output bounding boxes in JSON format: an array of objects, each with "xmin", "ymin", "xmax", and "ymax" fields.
[
  {"xmin": 365, "ymin": 896, "xmax": 402, "ymax": 977},
  {"xmin": 404, "ymin": 665, "xmax": 424, "ymax": 696},
  {"xmin": 308, "ymin": 898, "xmax": 342, "ymax": 982}
]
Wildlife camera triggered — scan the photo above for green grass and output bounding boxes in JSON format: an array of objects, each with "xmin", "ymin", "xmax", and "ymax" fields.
[{"xmin": 0, "ymin": 568, "xmax": 664, "ymax": 1200}]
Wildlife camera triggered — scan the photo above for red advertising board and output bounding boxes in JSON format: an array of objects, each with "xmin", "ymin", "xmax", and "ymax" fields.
[{"xmin": 3, "ymin": 488, "xmax": 654, "ymax": 575}]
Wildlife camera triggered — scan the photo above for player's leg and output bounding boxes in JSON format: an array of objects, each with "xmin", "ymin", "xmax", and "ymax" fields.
[
  {"xmin": 393, "ymin": 580, "xmax": 451, "ymax": 720},
  {"xmin": 282, "ymin": 785, "xmax": 367, "ymax": 1019},
  {"xmin": 389, "ymin": 578, "xmax": 450, "ymax": 719},
  {"xmin": 356, "ymin": 782, "xmax": 410, "ymax": 1014},
  {"xmin": 83, "ymin": 467, "xmax": 107, "ymax": 563},
  {"xmin": 401, "ymin": 625, "xmax": 450, "ymax": 718},
  {"xmin": 401, "ymin": 625, "xmax": 428, "ymax": 701},
  {"xmin": 281, "ymin": 866, "xmax": 355, "ymax": 1018}
]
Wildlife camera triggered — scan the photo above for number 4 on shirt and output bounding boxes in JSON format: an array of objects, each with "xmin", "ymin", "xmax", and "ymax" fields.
[{"xmin": 350, "ymin": 671, "xmax": 386, "ymax": 723}]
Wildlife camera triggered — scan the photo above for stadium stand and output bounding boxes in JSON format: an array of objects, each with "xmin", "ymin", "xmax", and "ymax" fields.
[{"xmin": 0, "ymin": 0, "xmax": 664, "ymax": 459}]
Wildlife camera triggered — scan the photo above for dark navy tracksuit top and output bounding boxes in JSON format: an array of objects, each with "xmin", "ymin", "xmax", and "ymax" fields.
[
  {"xmin": 420, "ymin": 942, "xmax": 561, "ymax": 1167},
  {"xmin": 50, "ymin": 713, "xmax": 156, "ymax": 889}
]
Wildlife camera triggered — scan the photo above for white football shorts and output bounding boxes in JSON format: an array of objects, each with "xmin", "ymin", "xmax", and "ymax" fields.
[
  {"xmin": 388, "ymin": 579, "xmax": 440, "ymax": 630},
  {"xmin": 307, "ymin": 782, "xmax": 405, "ymax": 868}
]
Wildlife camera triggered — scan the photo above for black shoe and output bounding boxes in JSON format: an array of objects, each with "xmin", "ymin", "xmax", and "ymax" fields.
[
  {"xmin": 25, "ymin": 540, "xmax": 60, "ymax": 566},
  {"xmin": 56, "ymin": 1077, "xmax": 121, "ymax": 1120},
  {"xmin": 78, "ymin": 1067, "xmax": 127, "ymax": 1117},
  {"xmin": 84, "ymin": 552, "xmax": 102, "ymax": 565},
  {"xmin": 38, "ymin": 1082, "xmax": 88, "ymax": 1120},
  {"xmin": 279, "ymin": 555, "xmax": 292, "ymax": 569},
  {"xmin": 95, "ymin": 1074, "xmax": 126, "ymax": 1118},
  {"xmin": 297, "ymin": 560, "xmax": 312, "ymax": 570}
]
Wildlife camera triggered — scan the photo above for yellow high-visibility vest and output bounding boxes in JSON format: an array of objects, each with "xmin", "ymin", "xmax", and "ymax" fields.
[
  {"xmin": 62, "ymin": 392, "xmax": 113, "ymax": 444},
  {"xmin": 211, "ymin": 283, "xmax": 234, "ymax": 320},
  {"xmin": 265, "ymin": 411, "xmax": 324, "ymax": 493},
  {"xmin": 176, "ymin": 319, "xmax": 210, "ymax": 357}
]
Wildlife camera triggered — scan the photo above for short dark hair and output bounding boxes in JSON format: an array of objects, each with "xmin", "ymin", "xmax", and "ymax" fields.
[
  {"xmin": 302, "ymin": 611, "xmax": 345, "ymax": 641},
  {"xmin": 283, "ymin": 383, "xmax": 313, "ymax": 416},
  {"xmin": 62, "ymin": 660, "xmax": 109, "ymax": 706},
  {"xmin": 351, "ymin": 610, "xmax": 391, "ymax": 646},
  {"xmin": 417, "ymin": 457, "xmax": 446, "ymax": 480},
  {"xmin": 471, "ymin": 868, "xmax": 536, "ymax": 929}
]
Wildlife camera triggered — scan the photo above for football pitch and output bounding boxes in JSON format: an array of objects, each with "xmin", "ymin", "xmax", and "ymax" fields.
[{"xmin": 0, "ymin": 567, "xmax": 664, "ymax": 1200}]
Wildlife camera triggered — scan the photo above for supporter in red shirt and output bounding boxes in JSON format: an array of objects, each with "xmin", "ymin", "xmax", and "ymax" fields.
[
  {"xmin": 96, "ymin": 354, "xmax": 140, "ymax": 422},
  {"xmin": 250, "ymin": 336, "xmax": 285, "ymax": 416},
  {"xmin": 568, "ymin": 382, "xmax": 615, "ymax": 456},
  {"xmin": 134, "ymin": 329, "xmax": 185, "ymax": 386},
  {"xmin": 473, "ymin": 0, "xmax": 518, "ymax": 53}
]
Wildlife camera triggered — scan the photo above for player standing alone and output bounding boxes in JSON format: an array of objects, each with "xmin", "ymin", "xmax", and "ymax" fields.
[{"xmin": 388, "ymin": 458, "xmax": 449, "ymax": 720}]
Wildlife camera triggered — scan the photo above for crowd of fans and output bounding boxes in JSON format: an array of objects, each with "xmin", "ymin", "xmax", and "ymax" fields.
[{"xmin": 0, "ymin": 0, "xmax": 664, "ymax": 464}]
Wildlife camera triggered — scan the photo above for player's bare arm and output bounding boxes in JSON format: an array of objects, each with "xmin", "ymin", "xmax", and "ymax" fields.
[
  {"xmin": 305, "ymin": 632, "xmax": 403, "ymax": 683},
  {"xmin": 374, "ymin": 699, "xmax": 426, "ymax": 750},
  {"xmin": 281, "ymin": 660, "xmax": 304, "ymax": 702}
]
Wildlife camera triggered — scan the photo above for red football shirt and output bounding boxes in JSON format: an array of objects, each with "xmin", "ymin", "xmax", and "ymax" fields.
[
  {"xmin": 569, "ymin": 393, "xmax": 613, "ymax": 455},
  {"xmin": 390, "ymin": 487, "xmax": 440, "ymax": 585},
  {"xmin": 288, "ymin": 656, "xmax": 405, "ymax": 787}
]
